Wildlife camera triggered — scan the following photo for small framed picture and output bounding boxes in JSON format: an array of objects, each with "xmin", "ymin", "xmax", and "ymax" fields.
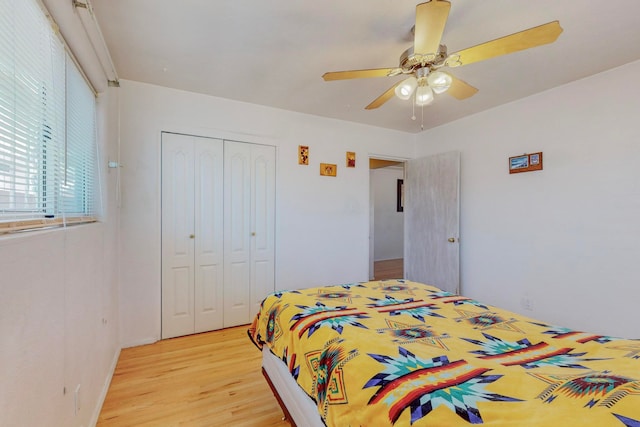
[
  {"xmin": 509, "ymin": 155, "xmax": 529, "ymax": 171},
  {"xmin": 346, "ymin": 151, "xmax": 356, "ymax": 168},
  {"xmin": 509, "ymin": 152, "xmax": 543, "ymax": 174},
  {"xmin": 298, "ymin": 145, "xmax": 309, "ymax": 165},
  {"xmin": 530, "ymin": 153, "xmax": 540, "ymax": 165},
  {"xmin": 320, "ymin": 163, "xmax": 337, "ymax": 177}
]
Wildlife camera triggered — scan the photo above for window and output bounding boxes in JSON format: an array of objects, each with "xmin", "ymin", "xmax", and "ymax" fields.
[
  {"xmin": 0, "ymin": 0, "xmax": 97, "ymax": 232},
  {"xmin": 64, "ymin": 56, "xmax": 97, "ymax": 217}
]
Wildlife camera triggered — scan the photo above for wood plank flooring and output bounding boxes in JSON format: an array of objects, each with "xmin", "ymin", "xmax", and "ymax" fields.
[
  {"xmin": 97, "ymin": 326, "xmax": 288, "ymax": 427},
  {"xmin": 373, "ymin": 258, "xmax": 403, "ymax": 280},
  {"xmin": 98, "ymin": 265, "xmax": 403, "ymax": 426}
]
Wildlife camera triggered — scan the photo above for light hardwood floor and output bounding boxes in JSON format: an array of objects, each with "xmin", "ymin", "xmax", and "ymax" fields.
[
  {"xmin": 98, "ymin": 265, "xmax": 402, "ymax": 426},
  {"xmin": 98, "ymin": 326, "xmax": 288, "ymax": 427},
  {"xmin": 373, "ymin": 258, "xmax": 403, "ymax": 280}
]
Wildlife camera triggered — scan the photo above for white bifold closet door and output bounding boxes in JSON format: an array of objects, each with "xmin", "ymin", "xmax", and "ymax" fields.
[
  {"xmin": 162, "ymin": 133, "xmax": 275, "ymax": 339},
  {"xmin": 223, "ymin": 141, "xmax": 276, "ymax": 327},
  {"xmin": 162, "ymin": 133, "xmax": 224, "ymax": 339}
]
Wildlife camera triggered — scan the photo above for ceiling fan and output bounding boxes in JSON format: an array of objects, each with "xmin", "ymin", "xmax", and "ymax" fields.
[{"xmin": 322, "ymin": 0, "xmax": 563, "ymax": 110}]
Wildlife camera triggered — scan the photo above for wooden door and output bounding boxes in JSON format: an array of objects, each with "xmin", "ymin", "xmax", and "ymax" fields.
[{"xmin": 404, "ymin": 151, "xmax": 460, "ymax": 294}]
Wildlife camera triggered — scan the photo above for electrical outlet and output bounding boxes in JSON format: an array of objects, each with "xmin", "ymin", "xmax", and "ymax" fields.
[{"xmin": 74, "ymin": 384, "xmax": 81, "ymax": 415}]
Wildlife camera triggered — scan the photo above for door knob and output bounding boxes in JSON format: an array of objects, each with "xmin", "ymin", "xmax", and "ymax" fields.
[
  {"xmin": 189, "ymin": 234, "xmax": 195, "ymax": 239},
  {"xmin": 251, "ymin": 232, "xmax": 256, "ymax": 236},
  {"xmin": 448, "ymin": 237, "xmax": 456, "ymax": 243}
]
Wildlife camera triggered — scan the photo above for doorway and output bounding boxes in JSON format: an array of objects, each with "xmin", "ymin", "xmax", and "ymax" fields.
[{"xmin": 369, "ymin": 157, "xmax": 406, "ymax": 280}]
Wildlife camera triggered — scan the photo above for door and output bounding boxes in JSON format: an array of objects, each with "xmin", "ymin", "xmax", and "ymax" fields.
[
  {"xmin": 194, "ymin": 138, "xmax": 224, "ymax": 333},
  {"xmin": 249, "ymin": 145, "xmax": 276, "ymax": 317},
  {"xmin": 163, "ymin": 135, "xmax": 275, "ymax": 336},
  {"xmin": 404, "ymin": 151, "xmax": 460, "ymax": 294},
  {"xmin": 223, "ymin": 141, "xmax": 276, "ymax": 327},
  {"xmin": 162, "ymin": 133, "xmax": 224, "ymax": 339}
]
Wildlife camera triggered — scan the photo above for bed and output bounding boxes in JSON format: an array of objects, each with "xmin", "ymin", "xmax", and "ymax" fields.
[{"xmin": 248, "ymin": 280, "xmax": 640, "ymax": 426}]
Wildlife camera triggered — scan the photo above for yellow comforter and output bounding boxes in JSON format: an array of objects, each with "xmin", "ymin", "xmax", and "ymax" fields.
[{"xmin": 248, "ymin": 280, "xmax": 640, "ymax": 426}]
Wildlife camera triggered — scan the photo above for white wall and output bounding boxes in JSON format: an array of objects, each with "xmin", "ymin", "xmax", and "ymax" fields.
[
  {"xmin": 371, "ymin": 167, "xmax": 404, "ymax": 261},
  {"xmin": 414, "ymin": 60, "xmax": 640, "ymax": 339},
  {"xmin": 0, "ymin": 89, "xmax": 120, "ymax": 427},
  {"xmin": 116, "ymin": 80, "xmax": 415, "ymax": 347}
]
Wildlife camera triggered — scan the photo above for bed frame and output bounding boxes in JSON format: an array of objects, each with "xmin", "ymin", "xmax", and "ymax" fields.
[{"xmin": 261, "ymin": 347, "xmax": 324, "ymax": 427}]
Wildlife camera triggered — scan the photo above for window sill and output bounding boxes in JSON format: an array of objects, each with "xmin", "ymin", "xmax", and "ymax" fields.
[{"xmin": 0, "ymin": 217, "xmax": 97, "ymax": 235}]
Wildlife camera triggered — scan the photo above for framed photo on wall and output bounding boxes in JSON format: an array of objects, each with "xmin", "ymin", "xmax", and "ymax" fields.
[
  {"xmin": 346, "ymin": 151, "xmax": 356, "ymax": 168},
  {"xmin": 320, "ymin": 163, "xmax": 337, "ymax": 177},
  {"xmin": 298, "ymin": 145, "xmax": 309, "ymax": 165},
  {"xmin": 509, "ymin": 152, "xmax": 543, "ymax": 174}
]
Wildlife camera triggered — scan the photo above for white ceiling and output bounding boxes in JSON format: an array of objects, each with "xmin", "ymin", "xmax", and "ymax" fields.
[{"xmin": 91, "ymin": 0, "xmax": 640, "ymax": 133}]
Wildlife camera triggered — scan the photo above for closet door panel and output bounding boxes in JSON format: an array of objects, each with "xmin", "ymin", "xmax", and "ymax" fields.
[
  {"xmin": 161, "ymin": 133, "xmax": 196, "ymax": 339},
  {"xmin": 171, "ymin": 267, "xmax": 191, "ymax": 316},
  {"xmin": 194, "ymin": 138, "xmax": 224, "ymax": 333},
  {"xmin": 223, "ymin": 141, "xmax": 252, "ymax": 327},
  {"xmin": 251, "ymin": 145, "xmax": 276, "ymax": 315}
]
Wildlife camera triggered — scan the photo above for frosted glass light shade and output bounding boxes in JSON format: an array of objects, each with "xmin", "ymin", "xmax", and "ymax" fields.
[
  {"xmin": 394, "ymin": 76, "xmax": 418, "ymax": 100},
  {"xmin": 415, "ymin": 85, "xmax": 434, "ymax": 106},
  {"xmin": 427, "ymin": 71, "xmax": 452, "ymax": 94}
]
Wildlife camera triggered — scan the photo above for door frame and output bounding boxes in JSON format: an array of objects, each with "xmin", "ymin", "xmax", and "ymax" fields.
[{"xmin": 368, "ymin": 154, "xmax": 409, "ymax": 280}]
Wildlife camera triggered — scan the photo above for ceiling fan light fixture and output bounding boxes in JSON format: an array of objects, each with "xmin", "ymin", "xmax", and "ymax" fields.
[
  {"xmin": 394, "ymin": 76, "xmax": 418, "ymax": 100},
  {"xmin": 427, "ymin": 70, "xmax": 452, "ymax": 94},
  {"xmin": 415, "ymin": 85, "xmax": 434, "ymax": 106}
]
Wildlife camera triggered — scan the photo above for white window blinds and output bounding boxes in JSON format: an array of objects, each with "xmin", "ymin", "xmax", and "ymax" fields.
[
  {"xmin": 64, "ymin": 55, "xmax": 97, "ymax": 217},
  {"xmin": 0, "ymin": 0, "xmax": 97, "ymax": 230}
]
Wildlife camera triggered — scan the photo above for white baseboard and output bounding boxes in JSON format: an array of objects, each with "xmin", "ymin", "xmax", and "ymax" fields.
[
  {"xmin": 122, "ymin": 336, "xmax": 158, "ymax": 348},
  {"xmin": 89, "ymin": 347, "xmax": 121, "ymax": 427}
]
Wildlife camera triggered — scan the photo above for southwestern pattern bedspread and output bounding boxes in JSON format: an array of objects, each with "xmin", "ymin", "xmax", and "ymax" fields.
[{"xmin": 248, "ymin": 280, "xmax": 640, "ymax": 426}]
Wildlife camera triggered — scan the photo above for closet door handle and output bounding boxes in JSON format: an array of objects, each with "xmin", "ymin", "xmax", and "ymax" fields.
[
  {"xmin": 251, "ymin": 232, "xmax": 256, "ymax": 236},
  {"xmin": 189, "ymin": 234, "xmax": 195, "ymax": 239}
]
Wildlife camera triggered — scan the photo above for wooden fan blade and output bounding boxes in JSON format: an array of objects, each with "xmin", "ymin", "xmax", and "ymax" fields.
[
  {"xmin": 365, "ymin": 82, "xmax": 402, "ymax": 110},
  {"xmin": 414, "ymin": 0, "xmax": 451, "ymax": 55},
  {"xmin": 451, "ymin": 21, "xmax": 563, "ymax": 66},
  {"xmin": 447, "ymin": 75, "xmax": 478, "ymax": 100},
  {"xmin": 322, "ymin": 68, "xmax": 399, "ymax": 81}
]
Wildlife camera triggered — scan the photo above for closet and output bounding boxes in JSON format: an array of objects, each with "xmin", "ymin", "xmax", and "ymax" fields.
[{"xmin": 161, "ymin": 132, "xmax": 275, "ymax": 339}]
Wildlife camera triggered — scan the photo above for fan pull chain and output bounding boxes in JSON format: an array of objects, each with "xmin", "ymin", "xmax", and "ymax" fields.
[
  {"xmin": 411, "ymin": 94, "xmax": 416, "ymax": 121},
  {"xmin": 410, "ymin": 92, "xmax": 424, "ymax": 130}
]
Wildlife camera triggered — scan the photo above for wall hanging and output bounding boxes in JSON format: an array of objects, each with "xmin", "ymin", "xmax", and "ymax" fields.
[
  {"xmin": 320, "ymin": 163, "xmax": 337, "ymax": 177},
  {"xmin": 509, "ymin": 152, "xmax": 543, "ymax": 174},
  {"xmin": 346, "ymin": 152, "xmax": 356, "ymax": 168},
  {"xmin": 298, "ymin": 145, "xmax": 309, "ymax": 165}
]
